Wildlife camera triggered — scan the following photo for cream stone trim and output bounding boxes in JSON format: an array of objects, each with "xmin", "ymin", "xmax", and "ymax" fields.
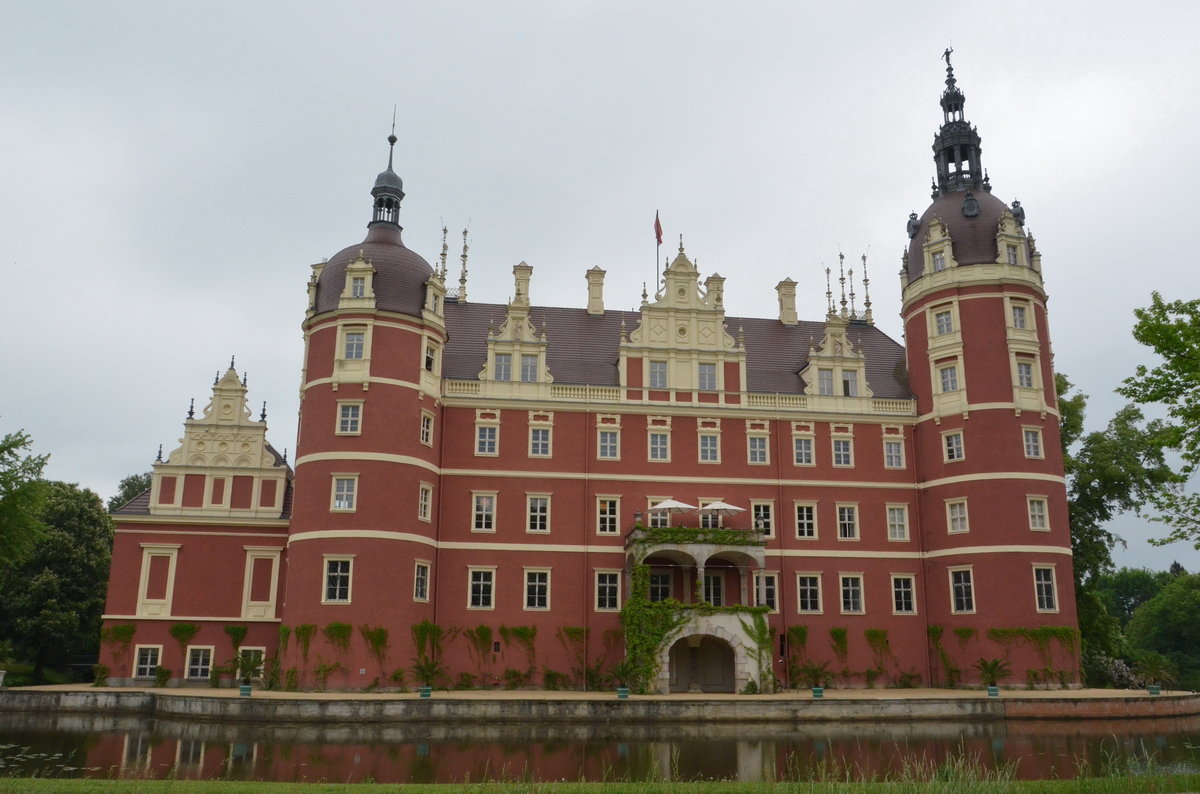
[
  {"xmin": 288, "ymin": 530, "xmax": 439, "ymax": 547},
  {"xmin": 103, "ymin": 614, "xmax": 282, "ymax": 623},
  {"xmin": 295, "ymin": 451, "xmax": 439, "ymax": 474},
  {"xmin": 901, "ymin": 261, "xmax": 1046, "ymax": 311},
  {"xmin": 304, "ymin": 375, "xmax": 422, "ymax": 393},
  {"xmin": 902, "ymin": 289, "xmax": 1048, "ymax": 325},
  {"xmin": 916, "ymin": 403, "xmax": 1061, "ymax": 423},
  {"xmin": 136, "ymin": 544, "xmax": 180, "ymax": 618},
  {"xmin": 767, "ymin": 544, "xmax": 1072, "ymax": 560},
  {"xmin": 115, "ymin": 523, "xmax": 288, "ymax": 532},
  {"xmin": 920, "ymin": 471, "xmax": 1066, "ymax": 488},
  {"xmin": 240, "ymin": 547, "xmax": 281, "ymax": 620}
]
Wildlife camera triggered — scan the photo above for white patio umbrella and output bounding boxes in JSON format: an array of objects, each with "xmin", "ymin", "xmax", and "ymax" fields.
[
  {"xmin": 697, "ymin": 501, "xmax": 746, "ymax": 517},
  {"xmin": 648, "ymin": 499, "xmax": 698, "ymax": 513}
]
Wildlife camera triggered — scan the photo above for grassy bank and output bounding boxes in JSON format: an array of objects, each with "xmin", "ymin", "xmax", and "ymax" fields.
[{"xmin": 4, "ymin": 778, "xmax": 1200, "ymax": 794}]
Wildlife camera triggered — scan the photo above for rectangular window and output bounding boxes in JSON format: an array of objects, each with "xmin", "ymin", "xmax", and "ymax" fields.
[
  {"xmin": 343, "ymin": 331, "xmax": 365, "ymax": 360},
  {"xmin": 817, "ymin": 369, "xmax": 834, "ymax": 396},
  {"xmin": 469, "ymin": 569, "xmax": 494, "ymax": 609},
  {"xmin": 944, "ymin": 431, "xmax": 964, "ymax": 461},
  {"xmin": 947, "ymin": 500, "xmax": 969, "ymax": 533},
  {"xmin": 648, "ymin": 503, "xmax": 670, "ymax": 528},
  {"xmin": 351, "ymin": 276, "xmax": 366, "ymax": 298},
  {"xmin": 649, "ymin": 431, "xmax": 670, "ymax": 461},
  {"xmin": 420, "ymin": 413, "xmax": 434, "ymax": 446},
  {"xmin": 697, "ymin": 362, "xmax": 717, "ymax": 391},
  {"xmin": 1023, "ymin": 428, "xmax": 1043, "ymax": 458},
  {"xmin": 649, "ymin": 571, "xmax": 671, "ymax": 602},
  {"xmin": 797, "ymin": 574, "xmax": 821, "ymax": 613},
  {"xmin": 1006, "ymin": 244, "xmax": 1018, "ymax": 265},
  {"xmin": 494, "ymin": 353, "xmax": 512, "ymax": 381},
  {"xmin": 525, "ymin": 570, "xmax": 549, "ymax": 610},
  {"xmin": 939, "ymin": 365, "xmax": 959, "ymax": 392},
  {"xmin": 1034, "ymin": 567, "xmax": 1058, "ymax": 611},
  {"xmin": 795, "ymin": 503, "xmax": 817, "ymax": 538},
  {"xmin": 648, "ymin": 360, "xmax": 668, "ymax": 389},
  {"xmin": 887, "ymin": 505, "xmax": 909, "ymax": 541},
  {"xmin": 527, "ymin": 495, "xmax": 549, "ymax": 533},
  {"xmin": 699, "ymin": 433, "xmax": 720, "ymax": 462},
  {"xmin": 418, "ymin": 484, "xmax": 432, "ymax": 521},
  {"xmin": 529, "ymin": 427, "xmax": 551, "ymax": 457},
  {"xmin": 793, "ymin": 437, "xmax": 814, "ymax": 465},
  {"xmin": 520, "ymin": 354, "xmax": 538, "ymax": 383},
  {"xmin": 703, "ymin": 573, "xmax": 724, "ymax": 606},
  {"xmin": 840, "ymin": 575, "xmax": 864, "ymax": 614},
  {"xmin": 413, "ymin": 562, "xmax": 430, "ymax": 602},
  {"xmin": 884, "ymin": 439, "xmax": 905, "ymax": 469},
  {"xmin": 473, "ymin": 494, "xmax": 495, "ymax": 532},
  {"xmin": 935, "ymin": 310, "xmax": 953, "ymax": 335},
  {"xmin": 747, "ymin": 435, "xmax": 768, "ymax": 464},
  {"xmin": 932, "ymin": 251, "xmax": 946, "ymax": 271},
  {"xmin": 1017, "ymin": 361, "xmax": 1035, "ymax": 388},
  {"xmin": 325, "ymin": 558, "xmax": 351, "ymax": 602},
  {"xmin": 598, "ymin": 429, "xmax": 619, "ymax": 460},
  {"xmin": 699, "ymin": 502, "xmax": 722, "ymax": 529},
  {"xmin": 338, "ymin": 403, "xmax": 361, "ymax": 434},
  {"xmin": 1012, "ymin": 304, "xmax": 1028, "ymax": 329},
  {"xmin": 841, "ymin": 370, "xmax": 858, "ymax": 397},
  {"xmin": 892, "ymin": 575, "xmax": 916, "ymax": 614},
  {"xmin": 186, "ymin": 647, "xmax": 212, "ymax": 679},
  {"xmin": 134, "ymin": 646, "xmax": 160, "ymax": 678},
  {"xmin": 1028, "ymin": 497, "xmax": 1048, "ymax": 531},
  {"xmin": 332, "ymin": 477, "xmax": 357, "ymax": 511},
  {"xmin": 751, "ymin": 502, "xmax": 774, "ymax": 536},
  {"xmin": 597, "ymin": 498, "xmax": 619, "ymax": 534},
  {"xmin": 951, "ymin": 568, "xmax": 975, "ymax": 613},
  {"xmin": 755, "ymin": 573, "xmax": 778, "ymax": 611},
  {"xmin": 424, "ymin": 343, "xmax": 437, "ymax": 372},
  {"xmin": 476, "ymin": 425, "xmax": 497, "ymax": 455},
  {"xmin": 596, "ymin": 571, "xmax": 620, "ymax": 610},
  {"xmin": 837, "ymin": 505, "xmax": 858, "ymax": 540},
  {"xmin": 833, "ymin": 438, "xmax": 853, "ymax": 467}
]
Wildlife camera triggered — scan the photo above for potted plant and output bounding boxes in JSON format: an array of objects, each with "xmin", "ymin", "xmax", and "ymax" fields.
[
  {"xmin": 974, "ymin": 657, "xmax": 1011, "ymax": 697},
  {"xmin": 1134, "ymin": 651, "xmax": 1176, "ymax": 696},
  {"xmin": 236, "ymin": 652, "xmax": 263, "ymax": 697},
  {"xmin": 610, "ymin": 657, "xmax": 638, "ymax": 699}
]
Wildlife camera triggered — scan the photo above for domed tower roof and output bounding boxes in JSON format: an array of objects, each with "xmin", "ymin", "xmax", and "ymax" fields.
[
  {"xmin": 312, "ymin": 134, "xmax": 433, "ymax": 317},
  {"xmin": 903, "ymin": 50, "xmax": 1030, "ymax": 283}
]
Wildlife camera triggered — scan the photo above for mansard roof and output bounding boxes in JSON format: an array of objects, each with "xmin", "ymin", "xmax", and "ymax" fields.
[{"xmin": 442, "ymin": 301, "xmax": 910, "ymax": 399}]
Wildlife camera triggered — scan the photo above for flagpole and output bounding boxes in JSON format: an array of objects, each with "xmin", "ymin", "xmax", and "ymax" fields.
[{"xmin": 654, "ymin": 210, "xmax": 662, "ymax": 295}]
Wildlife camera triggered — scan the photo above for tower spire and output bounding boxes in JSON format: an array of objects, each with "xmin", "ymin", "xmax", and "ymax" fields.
[
  {"xmin": 370, "ymin": 129, "xmax": 405, "ymax": 228},
  {"xmin": 931, "ymin": 49, "xmax": 985, "ymax": 196}
]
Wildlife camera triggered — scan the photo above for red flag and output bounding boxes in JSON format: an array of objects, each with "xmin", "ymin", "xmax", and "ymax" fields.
[{"xmin": 654, "ymin": 211, "xmax": 663, "ymax": 246}]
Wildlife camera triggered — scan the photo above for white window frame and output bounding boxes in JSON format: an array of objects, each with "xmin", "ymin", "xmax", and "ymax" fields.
[
  {"xmin": 336, "ymin": 401, "xmax": 363, "ymax": 435},
  {"xmin": 755, "ymin": 571, "xmax": 779, "ymax": 613},
  {"xmin": 597, "ymin": 428, "xmax": 620, "ymax": 460},
  {"xmin": 648, "ymin": 430, "xmax": 671, "ymax": 462},
  {"xmin": 887, "ymin": 504, "xmax": 909, "ymax": 541},
  {"xmin": 468, "ymin": 567, "xmax": 496, "ymax": 610},
  {"xmin": 413, "ymin": 560, "xmax": 431, "ymax": 602},
  {"xmin": 946, "ymin": 499, "xmax": 969, "ymax": 534},
  {"xmin": 133, "ymin": 645, "xmax": 162, "ymax": 678},
  {"xmin": 698, "ymin": 433, "xmax": 720, "ymax": 463},
  {"xmin": 524, "ymin": 568, "xmax": 551, "ymax": 611},
  {"xmin": 186, "ymin": 645, "xmax": 214, "ymax": 680},
  {"xmin": 472, "ymin": 492, "xmax": 497, "ymax": 533},
  {"xmin": 934, "ymin": 309, "xmax": 954, "ymax": 335},
  {"xmin": 949, "ymin": 567, "xmax": 975, "ymax": 614},
  {"xmin": 322, "ymin": 556, "xmax": 353, "ymax": 604},
  {"xmin": 703, "ymin": 572, "xmax": 724, "ymax": 606},
  {"xmin": 939, "ymin": 364, "xmax": 960, "ymax": 393},
  {"xmin": 793, "ymin": 435, "xmax": 814, "ymax": 466},
  {"xmin": 794, "ymin": 502, "xmax": 817, "ymax": 539},
  {"xmin": 747, "ymin": 434, "xmax": 769, "ymax": 465},
  {"xmin": 595, "ymin": 570, "xmax": 621, "ymax": 611},
  {"xmin": 529, "ymin": 426, "xmax": 552, "ymax": 458},
  {"xmin": 832, "ymin": 438, "xmax": 854, "ymax": 468},
  {"xmin": 494, "ymin": 352, "xmax": 512, "ymax": 381},
  {"xmin": 884, "ymin": 439, "xmax": 905, "ymax": 469},
  {"xmin": 342, "ymin": 328, "xmax": 366, "ymax": 360},
  {"xmin": 697, "ymin": 362, "xmax": 717, "ymax": 391},
  {"xmin": 596, "ymin": 496, "xmax": 620, "ymax": 535},
  {"xmin": 330, "ymin": 474, "xmax": 358, "ymax": 512},
  {"xmin": 475, "ymin": 423, "xmax": 499, "ymax": 456},
  {"xmin": 420, "ymin": 411, "xmax": 434, "ymax": 446},
  {"xmin": 750, "ymin": 501, "xmax": 774, "ymax": 537},
  {"xmin": 1023, "ymin": 427, "xmax": 1044, "ymax": 459},
  {"xmin": 891, "ymin": 574, "xmax": 917, "ymax": 615},
  {"xmin": 817, "ymin": 368, "xmax": 834, "ymax": 396},
  {"xmin": 417, "ymin": 483, "xmax": 433, "ymax": 522},
  {"xmin": 1027, "ymin": 496, "xmax": 1049, "ymax": 531},
  {"xmin": 520, "ymin": 353, "xmax": 538, "ymax": 383},
  {"xmin": 836, "ymin": 503, "xmax": 859, "ymax": 540},
  {"xmin": 796, "ymin": 573, "xmax": 823, "ymax": 614},
  {"xmin": 526, "ymin": 494, "xmax": 550, "ymax": 533},
  {"xmin": 1016, "ymin": 360, "xmax": 1035, "ymax": 389},
  {"xmin": 943, "ymin": 430, "xmax": 965, "ymax": 462},
  {"xmin": 840, "ymin": 573, "xmax": 865, "ymax": 614},
  {"xmin": 648, "ymin": 360, "xmax": 668, "ymax": 389},
  {"xmin": 1033, "ymin": 565, "xmax": 1059, "ymax": 613}
]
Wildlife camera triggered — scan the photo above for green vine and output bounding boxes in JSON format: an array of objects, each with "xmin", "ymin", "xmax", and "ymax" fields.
[
  {"xmin": 864, "ymin": 629, "xmax": 892, "ymax": 673},
  {"xmin": 829, "ymin": 627, "xmax": 849, "ymax": 666},
  {"xmin": 500, "ymin": 625, "xmax": 538, "ymax": 672},
  {"xmin": 359, "ymin": 625, "xmax": 388, "ymax": 669},
  {"xmin": 556, "ymin": 626, "xmax": 590, "ymax": 688},
  {"xmin": 224, "ymin": 625, "xmax": 248, "ymax": 652},
  {"xmin": 465, "ymin": 625, "xmax": 494, "ymax": 673},
  {"xmin": 986, "ymin": 625, "xmax": 1079, "ymax": 675},
  {"xmin": 295, "ymin": 624, "xmax": 317, "ymax": 661},
  {"xmin": 738, "ymin": 611, "xmax": 775, "ymax": 693},
  {"xmin": 630, "ymin": 527, "xmax": 767, "ymax": 548},
  {"xmin": 952, "ymin": 627, "xmax": 977, "ymax": 647},
  {"xmin": 323, "ymin": 622, "xmax": 353, "ymax": 653},
  {"xmin": 314, "ymin": 661, "xmax": 343, "ymax": 691},
  {"xmin": 411, "ymin": 620, "xmax": 448, "ymax": 687},
  {"xmin": 168, "ymin": 623, "xmax": 199, "ymax": 655},
  {"xmin": 278, "ymin": 625, "xmax": 292, "ymax": 655},
  {"xmin": 927, "ymin": 625, "xmax": 960, "ymax": 687},
  {"xmin": 101, "ymin": 624, "xmax": 136, "ymax": 667},
  {"xmin": 785, "ymin": 625, "xmax": 809, "ymax": 686}
]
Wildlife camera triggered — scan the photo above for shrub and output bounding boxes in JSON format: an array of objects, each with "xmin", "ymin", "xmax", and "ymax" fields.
[
  {"xmin": 92, "ymin": 664, "xmax": 109, "ymax": 687},
  {"xmin": 153, "ymin": 666, "xmax": 171, "ymax": 687}
]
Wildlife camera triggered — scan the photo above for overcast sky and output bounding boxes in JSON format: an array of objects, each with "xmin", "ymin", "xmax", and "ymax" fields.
[{"xmin": 3, "ymin": 2, "xmax": 1197, "ymax": 571}]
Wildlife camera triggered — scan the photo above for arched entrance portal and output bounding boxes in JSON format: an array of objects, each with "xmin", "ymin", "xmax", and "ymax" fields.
[{"xmin": 668, "ymin": 634, "xmax": 735, "ymax": 693}]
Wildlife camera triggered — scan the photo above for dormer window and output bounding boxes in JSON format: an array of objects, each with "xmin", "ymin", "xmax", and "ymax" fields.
[
  {"xmin": 424, "ymin": 344, "xmax": 439, "ymax": 373},
  {"xmin": 494, "ymin": 354, "xmax": 512, "ymax": 382},
  {"xmin": 817, "ymin": 369, "xmax": 834, "ymax": 396},
  {"xmin": 1006, "ymin": 245, "xmax": 1018, "ymax": 265},
  {"xmin": 648, "ymin": 361, "xmax": 668, "ymax": 389},
  {"xmin": 697, "ymin": 362, "xmax": 717, "ymax": 391},
  {"xmin": 520, "ymin": 354, "xmax": 538, "ymax": 383},
  {"xmin": 932, "ymin": 251, "xmax": 946, "ymax": 271},
  {"xmin": 351, "ymin": 277, "xmax": 365, "ymax": 298},
  {"xmin": 841, "ymin": 370, "xmax": 859, "ymax": 397},
  {"xmin": 1012, "ymin": 304, "xmax": 1028, "ymax": 330}
]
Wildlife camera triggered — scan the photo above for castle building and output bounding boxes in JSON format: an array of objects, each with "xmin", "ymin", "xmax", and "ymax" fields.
[{"xmin": 103, "ymin": 57, "xmax": 1079, "ymax": 693}]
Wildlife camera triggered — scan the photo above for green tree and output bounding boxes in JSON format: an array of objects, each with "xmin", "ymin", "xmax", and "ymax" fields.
[
  {"xmin": 0, "ymin": 482, "xmax": 114, "ymax": 681},
  {"xmin": 107, "ymin": 471, "xmax": 152, "ymax": 512},
  {"xmin": 1126, "ymin": 574, "xmax": 1200, "ymax": 690},
  {"xmin": 1094, "ymin": 567, "xmax": 1173, "ymax": 626},
  {"xmin": 1119, "ymin": 292, "xmax": 1200, "ymax": 546},
  {"xmin": 0, "ymin": 428, "xmax": 49, "ymax": 565}
]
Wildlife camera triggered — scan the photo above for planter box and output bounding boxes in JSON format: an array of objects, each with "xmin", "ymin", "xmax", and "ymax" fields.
[{"xmin": 812, "ymin": 687, "xmax": 824, "ymax": 699}]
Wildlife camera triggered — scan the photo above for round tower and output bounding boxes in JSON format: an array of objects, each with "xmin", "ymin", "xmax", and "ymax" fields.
[
  {"xmin": 283, "ymin": 135, "xmax": 448, "ymax": 688},
  {"xmin": 902, "ymin": 53, "xmax": 1079, "ymax": 686}
]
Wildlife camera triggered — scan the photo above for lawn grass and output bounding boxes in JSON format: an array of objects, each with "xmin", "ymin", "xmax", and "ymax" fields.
[{"xmin": 4, "ymin": 777, "xmax": 1200, "ymax": 793}]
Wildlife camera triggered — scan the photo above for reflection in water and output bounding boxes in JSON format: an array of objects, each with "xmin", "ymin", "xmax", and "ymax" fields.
[{"xmin": 1, "ymin": 712, "xmax": 1198, "ymax": 783}]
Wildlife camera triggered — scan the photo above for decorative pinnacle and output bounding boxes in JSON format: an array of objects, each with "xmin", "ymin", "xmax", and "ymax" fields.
[
  {"xmin": 848, "ymin": 266, "xmax": 857, "ymax": 317},
  {"xmin": 387, "ymin": 107, "xmax": 397, "ymax": 170},
  {"xmin": 187, "ymin": 398, "xmax": 195, "ymax": 419},
  {"xmin": 282, "ymin": 448, "xmax": 288, "ymax": 463},
  {"xmin": 260, "ymin": 401, "xmax": 267, "ymax": 422},
  {"xmin": 230, "ymin": 355, "xmax": 236, "ymax": 370},
  {"xmin": 678, "ymin": 234, "xmax": 685, "ymax": 254},
  {"xmin": 439, "ymin": 224, "xmax": 449, "ymax": 278},
  {"xmin": 156, "ymin": 444, "xmax": 163, "ymax": 463},
  {"xmin": 838, "ymin": 252, "xmax": 848, "ymax": 316},
  {"xmin": 824, "ymin": 267, "xmax": 834, "ymax": 315},
  {"xmin": 213, "ymin": 372, "xmax": 219, "ymax": 386},
  {"xmin": 241, "ymin": 372, "xmax": 248, "ymax": 387},
  {"xmin": 943, "ymin": 46, "xmax": 956, "ymax": 90},
  {"xmin": 861, "ymin": 253, "xmax": 874, "ymax": 324}
]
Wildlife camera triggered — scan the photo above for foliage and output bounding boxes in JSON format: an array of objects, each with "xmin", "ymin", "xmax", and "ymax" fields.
[
  {"xmin": 606, "ymin": 657, "xmax": 638, "ymax": 688},
  {"xmin": 502, "ymin": 667, "xmax": 533, "ymax": 689},
  {"xmin": 828, "ymin": 627, "xmax": 848, "ymax": 665},
  {"xmin": 106, "ymin": 472, "xmax": 151, "ymax": 513},
  {"xmin": 411, "ymin": 620, "xmax": 447, "ymax": 687},
  {"xmin": 262, "ymin": 656, "xmax": 281, "ymax": 690},
  {"xmin": 295, "ymin": 624, "xmax": 316, "ymax": 661},
  {"xmin": 284, "ymin": 667, "xmax": 300, "ymax": 691},
  {"xmin": 0, "ymin": 428, "xmax": 48, "ymax": 565},
  {"xmin": 278, "ymin": 625, "xmax": 292, "ymax": 655},
  {"xmin": 224, "ymin": 625, "xmax": 248, "ymax": 651},
  {"xmin": 168, "ymin": 623, "xmax": 199, "ymax": 654},
  {"xmin": 555, "ymin": 626, "xmax": 590, "ymax": 688},
  {"xmin": 974, "ymin": 657, "xmax": 1012, "ymax": 687},
  {"xmin": 1132, "ymin": 650, "xmax": 1178, "ymax": 687},
  {"xmin": 153, "ymin": 666, "xmax": 171, "ymax": 687},
  {"xmin": 796, "ymin": 660, "xmax": 831, "ymax": 688},
  {"xmin": 465, "ymin": 624, "xmax": 494, "ymax": 671},
  {"xmin": 927, "ymin": 625, "xmax": 960, "ymax": 687},
  {"xmin": 1126, "ymin": 574, "xmax": 1200, "ymax": 689},
  {"xmin": 0, "ymin": 481, "xmax": 113, "ymax": 681},
  {"xmin": 864, "ymin": 629, "xmax": 892, "ymax": 678},
  {"xmin": 359, "ymin": 625, "xmax": 388, "ymax": 669},
  {"xmin": 1095, "ymin": 567, "xmax": 1174, "ymax": 626},
  {"xmin": 500, "ymin": 625, "xmax": 538, "ymax": 671},
  {"xmin": 454, "ymin": 672, "xmax": 477, "ymax": 689},
  {"xmin": 322, "ymin": 622, "xmax": 353, "ymax": 653},
  {"xmin": 738, "ymin": 611, "xmax": 775, "ymax": 694},
  {"xmin": 313, "ymin": 661, "xmax": 343, "ymax": 691},
  {"xmin": 951, "ymin": 627, "xmax": 976, "ymax": 646},
  {"xmin": 387, "ymin": 668, "xmax": 407, "ymax": 690},
  {"xmin": 542, "ymin": 668, "xmax": 567, "ymax": 690},
  {"xmin": 92, "ymin": 664, "xmax": 109, "ymax": 687},
  {"xmin": 631, "ymin": 526, "xmax": 767, "ymax": 548},
  {"xmin": 620, "ymin": 565, "xmax": 688, "ymax": 693}
]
